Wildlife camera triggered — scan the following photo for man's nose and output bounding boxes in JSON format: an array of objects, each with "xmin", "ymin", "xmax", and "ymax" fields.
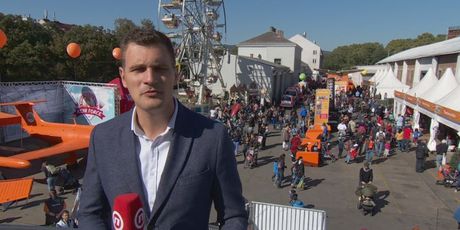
[{"xmin": 143, "ymin": 68, "xmax": 157, "ymax": 84}]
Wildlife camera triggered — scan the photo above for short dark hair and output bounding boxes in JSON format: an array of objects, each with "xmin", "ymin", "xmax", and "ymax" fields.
[{"xmin": 120, "ymin": 28, "xmax": 175, "ymax": 67}]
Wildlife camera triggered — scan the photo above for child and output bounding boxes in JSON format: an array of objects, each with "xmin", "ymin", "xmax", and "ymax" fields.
[
  {"xmin": 345, "ymin": 144, "xmax": 358, "ymax": 164},
  {"xmin": 384, "ymin": 140, "xmax": 391, "ymax": 158}
]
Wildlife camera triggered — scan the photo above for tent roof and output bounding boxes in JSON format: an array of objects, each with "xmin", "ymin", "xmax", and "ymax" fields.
[
  {"xmin": 375, "ymin": 70, "xmax": 409, "ymax": 90},
  {"xmin": 369, "ymin": 69, "xmax": 384, "ymax": 82},
  {"xmin": 420, "ymin": 68, "xmax": 458, "ymax": 103},
  {"xmin": 436, "ymin": 84, "xmax": 460, "ymax": 111},
  {"xmin": 407, "ymin": 68, "xmax": 438, "ymax": 96},
  {"xmin": 377, "ymin": 36, "xmax": 460, "ymax": 64}
]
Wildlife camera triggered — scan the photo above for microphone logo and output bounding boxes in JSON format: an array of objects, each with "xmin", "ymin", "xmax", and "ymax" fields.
[
  {"xmin": 113, "ymin": 211, "xmax": 124, "ymax": 230},
  {"xmin": 134, "ymin": 208, "xmax": 145, "ymax": 229}
]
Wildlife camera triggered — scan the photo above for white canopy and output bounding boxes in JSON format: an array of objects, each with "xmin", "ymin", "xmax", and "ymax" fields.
[
  {"xmin": 368, "ymin": 70, "xmax": 382, "ymax": 82},
  {"xmin": 420, "ymin": 68, "xmax": 458, "ymax": 103},
  {"xmin": 407, "ymin": 68, "xmax": 438, "ymax": 97},
  {"xmin": 375, "ymin": 70, "xmax": 409, "ymax": 98},
  {"xmin": 349, "ymin": 72, "xmax": 363, "ymax": 86},
  {"xmin": 436, "ymin": 84, "xmax": 460, "ymax": 111}
]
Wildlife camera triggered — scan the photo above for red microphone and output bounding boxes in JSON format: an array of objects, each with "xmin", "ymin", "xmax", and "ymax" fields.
[{"xmin": 112, "ymin": 193, "xmax": 145, "ymax": 230}]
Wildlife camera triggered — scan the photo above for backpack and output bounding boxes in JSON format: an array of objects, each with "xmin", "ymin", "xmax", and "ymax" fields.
[
  {"xmin": 46, "ymin": 165, "xmax": 60, "ymax": 176},
  {"xmin": 377, "ymin": 132, "xmax": 385, "ymax": 142}
]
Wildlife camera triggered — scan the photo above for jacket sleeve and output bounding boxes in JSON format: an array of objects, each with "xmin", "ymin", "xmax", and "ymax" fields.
[
  {"xmin": 212, "ymin": 127, "xmax": 248, "ymax": 230},
  {"xmin": 77, "ymin": 127, "xmax": 111, "ymax": 228}
]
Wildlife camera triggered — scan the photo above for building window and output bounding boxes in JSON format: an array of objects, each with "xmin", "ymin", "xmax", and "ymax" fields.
[
  {"xmin": 274, "ymin": 58, "xmax": 281, "ymax": 65},
  {"xmin": 313, "ymin": 59, "xmax": 316, "ymax": 64},
  {"xmin": 313, "ymin": 50, "xmax": 317, "ymax": 55}
]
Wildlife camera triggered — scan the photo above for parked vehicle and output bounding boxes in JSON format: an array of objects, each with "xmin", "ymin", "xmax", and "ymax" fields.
[
  {"xmin": 280, "ymin": 95, "xmax": 295, "ymax": 108},
  {"xmin": 284, "ymin": 87, "xmax": 303, "ymax": 103}
]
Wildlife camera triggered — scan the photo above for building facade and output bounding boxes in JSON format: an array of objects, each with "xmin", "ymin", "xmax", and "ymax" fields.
[
  {"xmin": 289, "ymin": 34, "xmax": 322, "ymax": 75},
  {"xmin": 237, "ymin": 27, "xmax": 301, "ymax": 84}
]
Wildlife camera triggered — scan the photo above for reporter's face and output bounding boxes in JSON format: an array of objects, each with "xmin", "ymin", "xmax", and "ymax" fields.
[{"xmin": 120, "ymin": 43, "xmax": 177, "ymax": 112}]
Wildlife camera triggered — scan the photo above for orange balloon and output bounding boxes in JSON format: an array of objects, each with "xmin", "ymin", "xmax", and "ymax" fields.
[
  {"xmin": 67, "ymin": 42, "xmax": 81, "ymax": 58},
  {"xmin": 112, "ymin": 47, "xmax": 122, "ymax": 60},
  {"xmin": 0, "ymin": 29, "xmax": 7, "ymax": 48}
]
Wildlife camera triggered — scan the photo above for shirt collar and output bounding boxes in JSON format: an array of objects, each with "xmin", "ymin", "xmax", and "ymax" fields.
[{"xmin": 130, "ymin": 98, "xmax": 178, "ymax": 139}]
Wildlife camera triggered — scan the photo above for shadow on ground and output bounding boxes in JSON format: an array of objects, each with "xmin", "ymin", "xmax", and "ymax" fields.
[{"xmin": 373, "ymin": 190, "xmax": 390, "ymax": 215}]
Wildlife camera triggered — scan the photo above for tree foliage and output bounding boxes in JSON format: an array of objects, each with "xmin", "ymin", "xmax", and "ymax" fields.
[
  {"xmin": 0, "ymin": 14, "xmax": 153, "ymax": 82},
  {"xmin": 323, "ymin": 43, "xmax": 386, "ymax": 70},
  {"xmin": 322, "ymin": 32, "xmax": 446, "ymax": 71}
]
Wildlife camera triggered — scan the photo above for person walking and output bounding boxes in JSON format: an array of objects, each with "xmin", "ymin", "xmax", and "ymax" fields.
[
  {"xmin": 436, "ymin": 139, "xmax": 448, "ymax": 170},
  {"xmin": 415, "ymin": 139, "xmax": 429, "ymax": 173},
  {"xmin": 365, "ymin": 138, "xmax": 375, "ymax": 165},
  {"xmin": 276, "ymin": 154, "xmax": 286, "ymax": 188}
]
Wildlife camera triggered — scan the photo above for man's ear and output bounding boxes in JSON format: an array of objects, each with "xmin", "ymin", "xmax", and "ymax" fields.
[{"xmin": 119, "ymin": 67, "xmax": 127, "ymax": 88}]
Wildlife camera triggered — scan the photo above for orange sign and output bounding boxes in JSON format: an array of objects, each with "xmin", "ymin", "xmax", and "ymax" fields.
[
  {"xmin": 438, "ymin": 106, "xmax": 460, "ymax": 123},
  {"xmin": 418, "ymin": 98, "xmax": 436, "ymax": 112},
  {"xmin": 406, "ymin": 95, "xmax": 417, "ymax": 105},
  {"xmin": 394, "ymin": 91, "xmax": 405, "ymax": 99},
  {"xmin": 314, "ymin": 89, "xmax": 330, "ymax": 126},
  {"xmin": 335, "ymin": 81, "xmax": 348, "ymax": 94}
]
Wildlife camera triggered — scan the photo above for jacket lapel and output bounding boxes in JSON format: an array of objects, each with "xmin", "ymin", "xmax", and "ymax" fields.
[
  {"xmin": 149, "ymin": 103, "xmax": 193, "ymax": 224},
  {"xmin": 116, "ymin": 110, "xmax": 149, "ymax": 216}
]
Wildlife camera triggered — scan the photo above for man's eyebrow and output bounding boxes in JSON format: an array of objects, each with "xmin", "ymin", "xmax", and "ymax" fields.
[{"xmin": 128, "ymin": 64, "xmax": 145, "ymax": 71}]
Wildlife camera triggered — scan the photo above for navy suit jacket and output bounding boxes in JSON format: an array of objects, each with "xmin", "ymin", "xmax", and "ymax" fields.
[{"xmin": 78, "ymin": 102, "xmax": 248, "ymax": 229}]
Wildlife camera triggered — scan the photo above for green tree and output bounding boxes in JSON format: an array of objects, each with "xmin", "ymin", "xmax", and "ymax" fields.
[{"xmin": 323, "ymin": 43, "xmax": 386, "ymax": 70}]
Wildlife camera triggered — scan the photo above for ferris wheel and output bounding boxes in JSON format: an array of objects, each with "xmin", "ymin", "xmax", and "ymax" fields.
[{"xmin": 158, "ymin": 0, "xmax": 227, "ymax": 103}]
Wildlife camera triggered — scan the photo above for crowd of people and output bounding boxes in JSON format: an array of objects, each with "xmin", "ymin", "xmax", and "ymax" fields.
[{"xmin": 214, "ymin": 81, "xmax": 460, "ymax": 210}]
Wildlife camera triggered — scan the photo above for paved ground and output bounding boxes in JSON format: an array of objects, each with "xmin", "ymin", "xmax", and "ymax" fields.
[
  {"xmin": 1, "ymin": 128, "xmax": 460, "ymax": 229},
  {"xmin": 235, "ymin": 127, "xmax": 459, "ymax": 230}
]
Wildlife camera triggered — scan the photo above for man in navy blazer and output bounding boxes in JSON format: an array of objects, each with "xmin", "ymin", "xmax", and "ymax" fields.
[{"xmin": 78, "ymin": 28, "xmax": 248, "ymax": 229}]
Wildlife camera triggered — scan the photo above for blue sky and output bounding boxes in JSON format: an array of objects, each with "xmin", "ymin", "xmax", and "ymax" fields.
[{"xmin": 2, "ymin": 0, "xmax": 460, "ymax": 51}]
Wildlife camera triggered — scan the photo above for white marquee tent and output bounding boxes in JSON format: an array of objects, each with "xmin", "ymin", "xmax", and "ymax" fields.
[
  {"xmin": 375, "ymin": 70, "xmax": 409, "ymax": 98},
  {"xmin": 420, "ymin": 68, "xmax": 458, "ymax": 103},
  {"xmin": 407, "ymin": 68, "xmax": 438, "ymax": 97},
  {"xmin": 436, "ymin": 84, "xmax": 460, "ymax": 111}
]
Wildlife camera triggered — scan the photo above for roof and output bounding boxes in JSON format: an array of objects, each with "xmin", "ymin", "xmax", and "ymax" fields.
[
  {"xmin": 407, "ymin": 68, "xmax": 438, "ymax": 96},
  {"xmin": 420, "ymin": 68, "xmax": 458, "ymax": 102},
  {"xmin": 377, "ymin": 36, "xmax": 460, "ymax": 64},
  {"xmin": 289, "ymin": 34, "xmax": 320, "ymax": 49},
  {"xmin": 238, "ymin": 55, "xmax": 290, "ymax": 70},
  {"xmin": 238, "ymin": 30, "xmax": 297, "ymax": 47}
]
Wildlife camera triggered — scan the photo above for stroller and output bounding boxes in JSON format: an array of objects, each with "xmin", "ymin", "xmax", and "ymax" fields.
[
  {"xmin": 356, "ymin": 183, "xmax": 377, "ymax": 216},
  {"xmin": 436, "ymin": 165, "xmax": 458, "ymax": 188},
  {"xmin": 321, "ymin": 141, "xmax": 337, "ymax": 164}
]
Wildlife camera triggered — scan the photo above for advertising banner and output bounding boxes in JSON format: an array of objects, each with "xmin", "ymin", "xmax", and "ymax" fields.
[
  {"xmin": 314, "ymin": 89, "xmax": 331, "ymax": 126},
  {"xmin": 334, "ymin": 81, "xmax": 348, "ymax": 95},
  {"xmin": 63, "ymin": 83, "xmax": 117, "ymax": 125}
]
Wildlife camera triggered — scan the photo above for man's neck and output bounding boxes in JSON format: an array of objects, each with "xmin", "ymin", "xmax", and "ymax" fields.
[{"xmin": 136, "ymin": 101, "xmax": 175, "ymax": 140}]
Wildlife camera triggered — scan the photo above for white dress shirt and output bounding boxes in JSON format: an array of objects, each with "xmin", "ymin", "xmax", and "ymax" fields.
[{"xmin": 131, "ymin": 100, "xmax": 178, "ymax": 212}]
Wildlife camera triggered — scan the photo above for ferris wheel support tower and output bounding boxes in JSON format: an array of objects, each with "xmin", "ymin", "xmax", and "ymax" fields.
[{"xmin": 158, "ymin": 0, "xmax": 227, "ymax": 105}]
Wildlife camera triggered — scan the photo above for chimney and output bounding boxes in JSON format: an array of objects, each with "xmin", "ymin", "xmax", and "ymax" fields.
[
  {"xmin": 447, "ymin": 26, "xmax": 460, "ymax": 39},
  {"xmin": 44, "ymin": 9, "xmax": 48, "ymax": 19},
  {"xmin": 303, "ymin": 32, "xmax": 307, "ymax": 38},
  {"xmin": 275, "ymin": 29, "xmax": 284, "ymax": 38}
]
